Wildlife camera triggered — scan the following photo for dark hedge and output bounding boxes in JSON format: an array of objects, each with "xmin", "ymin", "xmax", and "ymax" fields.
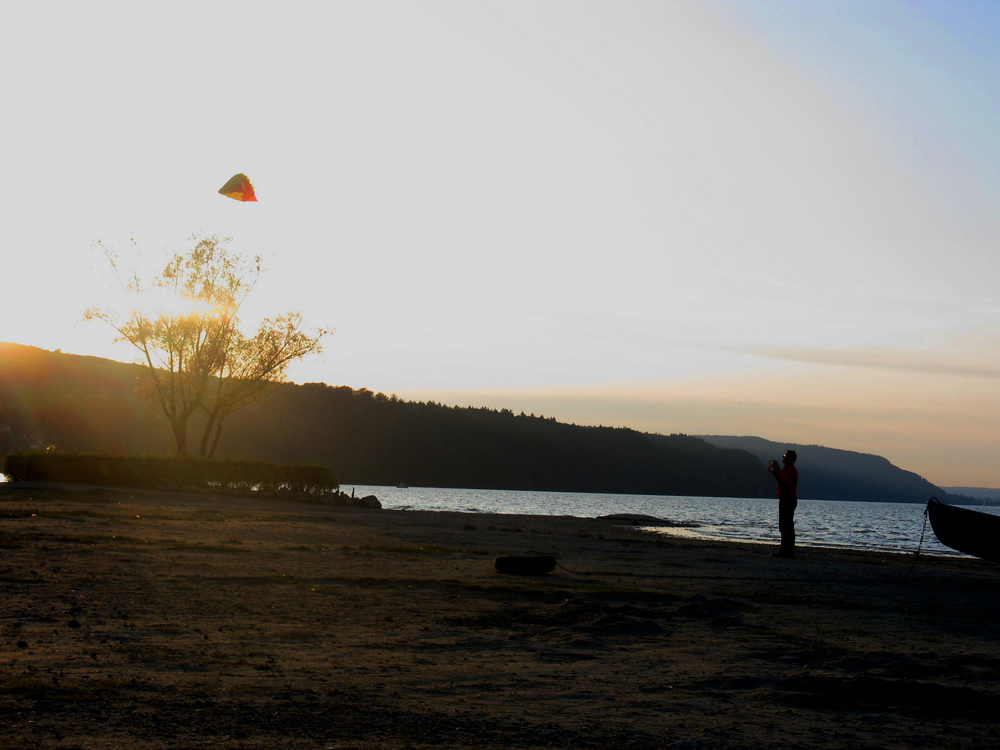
[{"xmin": 2, "ymin": 453, "xmax": 336, "ymax": 495}]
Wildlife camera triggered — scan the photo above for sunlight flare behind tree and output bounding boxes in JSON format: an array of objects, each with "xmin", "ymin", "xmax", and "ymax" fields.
[{"xmin": 85, "ymin": 236, "xmax": 330, "ymax": 457}]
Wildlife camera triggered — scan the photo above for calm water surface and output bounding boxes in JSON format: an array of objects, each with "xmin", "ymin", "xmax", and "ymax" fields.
[{"xmin": 349, "ymin": 485, "xmax": 1000, "ymax": 558}]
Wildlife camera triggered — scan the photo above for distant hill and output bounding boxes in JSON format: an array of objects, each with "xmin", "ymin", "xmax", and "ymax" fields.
[
  {"xmin": 0, "ymin": 343, "xmax": 770, "ymax": 498},
  {"xmin": 1, "ymin": 342, "xmax": 953, "ymax": 503},
  {"xmin": 700, "ymin": 435, "xmax": 951, "ymax": 504},
  {"xmin": 941, "ymin": 487, "xmax": 1000, "ymax": 505},
  {"xmin": 222, "ymin": 384, "xmax": 775, "ymax": 498},
  {"xmin": 0, "ymin": 343, "xmax": 172, "ymax": 455}
]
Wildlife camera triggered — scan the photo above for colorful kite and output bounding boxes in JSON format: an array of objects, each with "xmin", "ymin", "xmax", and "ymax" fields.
[{"xmin": 218, "ymin": 173, "xmax": 257, "ymax": 202}]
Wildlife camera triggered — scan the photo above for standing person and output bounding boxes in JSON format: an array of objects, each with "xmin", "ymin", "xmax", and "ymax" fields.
[{"xmin": 768, "ymin": 450, "xmax": 798, "ymax": 558}]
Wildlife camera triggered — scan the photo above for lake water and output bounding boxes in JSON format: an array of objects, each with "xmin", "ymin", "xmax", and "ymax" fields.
[{"xmin": 348, "ymin": 485, "xmax": 999, "ymax": 559}]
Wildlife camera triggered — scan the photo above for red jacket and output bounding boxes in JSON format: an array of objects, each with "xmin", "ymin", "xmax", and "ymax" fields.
[{"xmin": 775, "ymin": 464, "xmax": 798, "ymax": 499}]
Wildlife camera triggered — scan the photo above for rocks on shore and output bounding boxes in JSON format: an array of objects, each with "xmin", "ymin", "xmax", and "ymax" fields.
[
  {"xmin": 148, "ymin": 483, "xmax": 382, "ymax": 509},
  {"xmin": 320, "ymin": 490, "xmax": 382, "ymax": 509},
  {"xmin": 268, "ymin": 488, "xmax": 383, "ymax": 508},
  {"xmin": 597, "ymin": 513, "xmax": 691, "ymax": 527}
]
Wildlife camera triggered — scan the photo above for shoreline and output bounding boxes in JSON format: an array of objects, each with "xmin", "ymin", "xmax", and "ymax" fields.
[
  {"xmin": 2, "ymin": 484, "xmax": 999, "ymax": 749},
  {"xmin": 347, "ymin": 483, "xmax": 958, "ymax": 559},
  {"xmin": 0, "ymin": 479, "xmax": 937, "ymax": 557}
]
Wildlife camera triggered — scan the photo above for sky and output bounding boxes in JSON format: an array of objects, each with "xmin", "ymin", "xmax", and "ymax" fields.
[{"xmin": 2, "ymin": 1, "xmax": 999, "ymax": 488}]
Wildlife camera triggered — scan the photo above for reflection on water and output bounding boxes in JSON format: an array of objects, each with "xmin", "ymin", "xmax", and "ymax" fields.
[{"xmin": 349, "ymin": 484, "xmax": 998, "ymax": 558}]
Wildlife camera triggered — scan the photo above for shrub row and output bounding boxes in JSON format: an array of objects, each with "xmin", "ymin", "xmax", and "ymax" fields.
[{"xmin": 1, "ymin": 453, "xmax": 337, "ymax": 495}]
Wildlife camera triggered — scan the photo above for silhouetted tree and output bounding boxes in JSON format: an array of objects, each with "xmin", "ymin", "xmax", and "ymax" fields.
[
  {"xmin": 86, "ymin": 236, "xmax": 329, "ymax": 456},
  {"xmin": 198, "ymin": 312, "xmax": 328, "ymax": 457}
]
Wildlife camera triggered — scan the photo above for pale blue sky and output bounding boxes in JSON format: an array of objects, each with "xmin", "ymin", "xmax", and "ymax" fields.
[{"xmin": 2, "ymin": 1, "xmax": 998, "ymax": 486}]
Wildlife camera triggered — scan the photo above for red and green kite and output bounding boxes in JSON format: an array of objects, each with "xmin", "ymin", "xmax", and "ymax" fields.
[{"xmin": 218, "ymin": 173, "xmax": 257, "ymax": 202}]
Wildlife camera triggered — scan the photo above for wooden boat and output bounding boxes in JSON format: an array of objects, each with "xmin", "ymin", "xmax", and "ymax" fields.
[
  {"xmin": 493, "ymin": 554, "xmax": 556, "ymax": 575},
  {"xmin": 926, "ymin": 497, "xmax": 1000, "ymax": 564}
]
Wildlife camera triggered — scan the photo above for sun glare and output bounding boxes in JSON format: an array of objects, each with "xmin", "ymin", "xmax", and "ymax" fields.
[{"xmin": 126, "ymin": 288, "xmax": 221, "ymax": 322}]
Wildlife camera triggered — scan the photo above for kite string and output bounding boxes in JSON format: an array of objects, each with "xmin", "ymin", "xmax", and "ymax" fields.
[{"xmin": 901, "ymin": 501, "xmax": 930, "ymax": 581}]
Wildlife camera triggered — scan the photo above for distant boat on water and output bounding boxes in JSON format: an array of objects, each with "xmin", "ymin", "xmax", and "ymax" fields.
[{"xmin": 926, "ymin": 497, "xmax": 1000, "ymax": 564}]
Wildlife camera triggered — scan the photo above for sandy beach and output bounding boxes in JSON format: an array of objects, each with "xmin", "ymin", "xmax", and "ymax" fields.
[{"xmin": 1, "ymin": 483, "xmax": 998, "ymax": 750}]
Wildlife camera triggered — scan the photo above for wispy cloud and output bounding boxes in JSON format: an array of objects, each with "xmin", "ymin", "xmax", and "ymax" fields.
[{"xmin": 750, "ymin": 346, "xmax": 1000, "ymax": 381}]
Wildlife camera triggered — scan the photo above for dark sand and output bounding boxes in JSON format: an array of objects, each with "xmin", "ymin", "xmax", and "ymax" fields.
[{"xmin": 1, "ymin": 483, "xmax": 998, "ymax": 749}]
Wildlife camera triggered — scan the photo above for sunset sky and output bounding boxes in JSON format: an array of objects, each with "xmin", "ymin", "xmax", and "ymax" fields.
[{"xmin": 2, "ymin": 1, "xmax": 999, "ymax": 488}]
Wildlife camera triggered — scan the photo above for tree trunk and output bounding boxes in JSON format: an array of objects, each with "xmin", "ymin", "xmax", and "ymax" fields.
[
  {"xmin": 170, "ymin": 417, "xmax": 188, "ymax": 457},
  {"xmin": 199, "ymin": 409, "xmax": 220, "ymax": 458},
  {"xmin": 207, "ymin": 420, "xmax": 225, "ymax": 459}
]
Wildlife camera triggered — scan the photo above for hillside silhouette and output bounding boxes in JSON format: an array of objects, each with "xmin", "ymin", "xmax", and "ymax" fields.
[
  {"xmin": 701, "ymin": 435, "xmax": 945, "ymax": 504},
  {"xmin": 222, "ymin": 383, "xmax": 770, "ymax": 497},
  {"xmin": 1, "ymin": 343, "xmax": 951, "ymax": 501},
  {"xmin": 0, "ymin": 343, "xmax": 770, "ymax": 497}
]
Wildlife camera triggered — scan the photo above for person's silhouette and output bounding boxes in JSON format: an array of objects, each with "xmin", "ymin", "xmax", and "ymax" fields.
[{"xmin": 768, "ymin": 450, "xmax": 798, "ymax": 558}]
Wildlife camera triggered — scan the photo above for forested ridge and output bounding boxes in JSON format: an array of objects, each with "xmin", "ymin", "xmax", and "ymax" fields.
[
  {"xmin": 0, "ymin": 343, "xmax": 771, "ymax": 497},
  {"xmin": 700, "ymin": 435, "xmax": 948, "ymax": 504},
  {"xmin": 224, "ymin": 383, "xmax": 772, "ymax": 497},
  {"xmin": 1, "ymin": 343, "xmax": 951, "ymax": 501}
]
